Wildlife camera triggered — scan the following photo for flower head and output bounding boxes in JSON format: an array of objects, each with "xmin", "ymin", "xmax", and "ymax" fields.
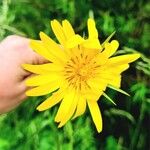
[{"xmin": 23, "ymin": 18, "xmax": 140, "ymax": 132}]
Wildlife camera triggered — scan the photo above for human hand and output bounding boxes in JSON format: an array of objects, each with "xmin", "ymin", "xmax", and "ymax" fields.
[{"xmin": 0, "ymin": 35, "xmax": 46, "ymax": 114}]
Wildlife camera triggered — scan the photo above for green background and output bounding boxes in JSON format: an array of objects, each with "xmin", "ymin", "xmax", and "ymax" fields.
[{"xmin": 0, "ymin": 0, "xmax": 150, "ymax": 150}]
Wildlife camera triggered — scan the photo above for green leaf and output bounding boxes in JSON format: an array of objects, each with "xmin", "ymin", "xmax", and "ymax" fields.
[
  {"xmin": 101, "ymin": 31, "xmax": 116, "ymax": 47},
  {"xmin": 105, "ymin": 108, "xmax": 136, "ymax": 124},
  {"xmin": 103, "ymin": 93, "xmax": 116, "ymax": 105},
  {"xmin": 108, "ymin": 85, "xmax": 130, "ymax": 96},
  {"xmin": 105, "ymin": 136, "xmax": 119, "ymax": 150}
]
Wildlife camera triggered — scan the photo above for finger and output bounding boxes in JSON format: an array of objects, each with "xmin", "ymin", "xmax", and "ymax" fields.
[
  {"xmin": 20, "ymin": 38, "xmax": 49, "ymax": 78},
  {"xmin": 19, "ymin": 80, "xmax": 33, "ymax": 93},
  {"xmin": 20, "ymin": 38, "xmax": 49, "ymax": 65},
  {"xmin": 30, "ymin": 51, "xmax": 49, "ymax": 65}
]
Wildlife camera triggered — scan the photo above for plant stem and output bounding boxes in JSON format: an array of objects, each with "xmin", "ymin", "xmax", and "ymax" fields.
[{"xmin": 129, "ymin": 99, "xmax": 146, "ymax": 150}]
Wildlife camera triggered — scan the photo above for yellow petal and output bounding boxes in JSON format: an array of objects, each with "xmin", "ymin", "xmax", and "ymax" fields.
[
  {"xmin": 87, "ymin": 100, "xmax": 102, "ymax": 133},
  {"xmin": 37, "ymin": 90, "xmax": 64, "ymax": 111},
  {"xmin": 58, "ymin": 92, "xmax": 79, "ymax": 127},
  {"xmin": 82, "ymin": 86, "xmax": 103, "ymax": 101},
  {"xmin": 51, "ymin": 19, "xmax": 66, "ymax": 45},
  {"xmin": 87, "ymin": 78, "xmax": 107, "ymax": 92},
  {"xmin": 84, "ymin": 91, "xmax": 102, "ymax": 101},
  {"xmin": 62, "ymin": 20, "xmax": 75, "ymax": 39},
  {"xmin": 117, "ymin": 64, "xmax": 129, "ymax": 72},
  {"xmin": 108, "ymin": 64, "xmax": 129, "ymax": 73},
  {"xmin": 39, "ymin": 32, "xmax": 67, "ymax": 62},
  {"xmin": 30, "ymin": 40, "xmax": 57, "ymax": 62},
  {"xmin": 55, "ymin": 89, "xmax": 75, "ymax": 123},
  {"xmin": 82, "ymin": 39, "xmax": 102, "ymax": 50},
  {"xmin": 88, "ymin": 18, "xmax": 98, "ymax": 39},
  {"xmin": 25, "ymin": 74, "xmax": 61, "ymax": 86},
  {"xmin": 22, "ymin": 63, "xmax": 63, "ymax": 74},
  {"xmin": 73, "ymin": 96, "xmax": 86, "ymax": 119},
  {"xmin": 101, "ymin": 40, "xmax": 119, "ymax": 58},
  {"xmin": 94, "ymin": 72, "xmax": 121, "ymax": 88},
  {"xmin": 26, "ymin": 82, "xmax": 59, "ymax": 96},
  {"xmin": 108, "ymin": 75, "xmax": 121, "ymax": 88},
  {"xmin": 100, "ymin": 64, "xmax": 129, "ymax": 75},
  {"xmin": 94, "ymin": 53, "xmax": 108, "ymax": 66},
  {"xmin": 106, "ymin": 54, "xmax": 140, "ymax": 66},
  {"xmin": 66, "ymin": 34, "xmax": 84, "ymax": 48},
  {"xmin": 97, "ymin": 72, "xmax": 121, "ymax": 88}
]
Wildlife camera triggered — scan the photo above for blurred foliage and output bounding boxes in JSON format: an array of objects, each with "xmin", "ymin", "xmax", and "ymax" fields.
[{"xmin": 0, "ymin": 0, "xmax": 150, "ymax": 150}]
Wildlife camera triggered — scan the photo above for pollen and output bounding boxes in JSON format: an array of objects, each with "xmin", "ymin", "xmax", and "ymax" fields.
[{"xmin": 64, "ymin": 51, "xmax": 101, "ymax": 90}]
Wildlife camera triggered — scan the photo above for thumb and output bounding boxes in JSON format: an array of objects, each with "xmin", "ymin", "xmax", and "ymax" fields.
[
  {"xmin": 21, "ymin": 37, "xmax": 49, "ymax": 65},
  {"xmin": 29, "ymin": 50, "xmax": 49, "ymax": 65},
  {"xmin": 21, "ymin": 37, "xmax": 49, "ymax": 77}
]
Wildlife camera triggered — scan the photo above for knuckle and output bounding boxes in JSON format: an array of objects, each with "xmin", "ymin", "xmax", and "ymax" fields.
[{"xmin": 5, "ymin": 35, "xmax": 20, "ymax": 41}]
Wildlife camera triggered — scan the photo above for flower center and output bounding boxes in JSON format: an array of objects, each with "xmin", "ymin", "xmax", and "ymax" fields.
[
  {"xmin": 64, "ymin": 52, "xmax": 100, "ymax": 90},
  {"xmin": 78, "ymin": 68, "xmax": 88, "ymax": 77}
]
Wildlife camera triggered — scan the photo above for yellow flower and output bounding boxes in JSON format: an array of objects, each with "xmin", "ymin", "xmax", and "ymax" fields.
[{"xmin": 22, "ymin": 18, "xmax": 140, "ymax": 133}]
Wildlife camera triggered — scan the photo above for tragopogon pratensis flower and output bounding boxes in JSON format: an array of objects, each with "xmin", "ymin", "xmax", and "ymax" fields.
[{"xmin": 22, "ymin": 18, "xmax": 140, "ymax": 132}]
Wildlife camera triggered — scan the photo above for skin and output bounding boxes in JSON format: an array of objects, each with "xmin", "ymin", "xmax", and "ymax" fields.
[{"xmin": 0, "ymin": 35, "xmax": 46, "ymax": 114}]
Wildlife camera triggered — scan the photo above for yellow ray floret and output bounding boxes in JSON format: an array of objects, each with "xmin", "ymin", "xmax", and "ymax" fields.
[
  {"xmin": 87, "ymin": 100, "xmax": 102, "ymax": 132},
  {"xmin": 37, "ymin": 89, "xmax": 64, "ymax": 111},
  {"xmin": 73, "ymin": 95, "xmax": 86, "ymax": 119},
  {"xmin": 50, "ymin": 19, "xmax": 66, "ymax": 46},
  {"xmin": 23, "ymin": 18, "xmax": 140, "ymax": 133},
  {"xmin": 62, "ymin": 19, "xmax": 75, "ymax": 39},
  {"xmin": 88, "ymin": 18, "xmax": 98, "ymax": 39}
]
